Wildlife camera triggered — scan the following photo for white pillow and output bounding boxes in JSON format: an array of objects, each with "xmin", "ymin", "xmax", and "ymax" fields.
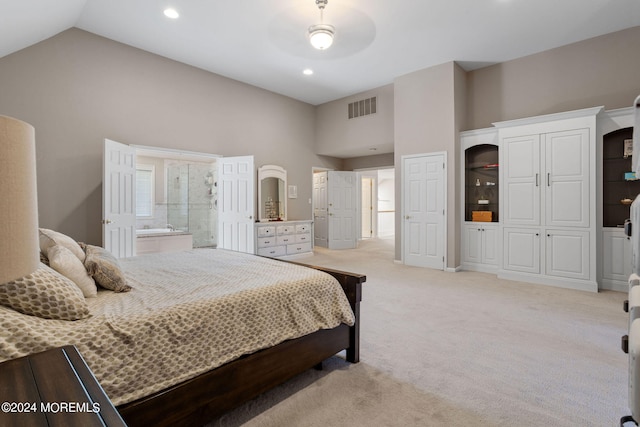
[
  {"xmin": 39, "ymin": 228, "xmax": 85, "ymax": 262},
  {"xmin": 48, "ymin": 245, "xmax": 97, "ymax": 298}
]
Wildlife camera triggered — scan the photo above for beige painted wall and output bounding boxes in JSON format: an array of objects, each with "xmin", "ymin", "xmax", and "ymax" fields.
[
  {"xmin": 394, "ymin": 62, "xmax": 459, "ymax": 265},
  {"xmin": 315, "ymin": 84, "xmax": 394, "ymax": 157},
  {"xmin": 0, "ymin": 28, "xmax": 341, "ymax": 245},
  {"xmin": 342, "ymin": 153, "xmax": 394, "ymax": 171},
  {"xmin": 467, "ymin": 26, "xmax": 640, "ymax": 129}
]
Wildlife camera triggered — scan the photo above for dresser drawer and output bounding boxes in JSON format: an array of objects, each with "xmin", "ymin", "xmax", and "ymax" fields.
[
  {"xmin": 257, "ymin": 237, "xmax": 277, "ymax": 248},
  {"xmin": 258, "ymin": 245, "xmax": 287, "ymax": 257},
  {"xmin": 276, "ymin": 225, "xmax": 295, "ymax": 235},
  {"xmin": 296, "ymin": 233, "xmax": 311, "ymax": 243},
  {"xmin": 295, "ymin": 224, "xmax": 310, "ymax": 233},
  {"xmin": 287, "ymin": 242, "xmax": 312, "ymax": 255},
  {"xmin": 277, "ymin": 235, "xmax": 295, "ymax": 245},
  {"xmin": 256, "ymin": 226, "xmax": 276, "ymax": 237}
]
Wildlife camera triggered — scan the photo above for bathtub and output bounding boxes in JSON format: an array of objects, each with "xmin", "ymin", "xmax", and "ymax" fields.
[
  {"xmin": 136, "ymin": 228, "xmax": 184, "ymax": 236},
  {"xmin": 136, "ymin": 228, "xmax": 193, "ymax": 254}
]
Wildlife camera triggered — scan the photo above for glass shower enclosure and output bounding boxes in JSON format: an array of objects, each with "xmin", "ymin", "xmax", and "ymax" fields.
[{"xmin": 166, "ymin": 161, "xmax": 217, "ymax": 248}]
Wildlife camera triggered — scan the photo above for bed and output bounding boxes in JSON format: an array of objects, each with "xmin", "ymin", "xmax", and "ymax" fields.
[{"xmin": 0, "ymin": 231, "xmax": 364, "ymax": 427}]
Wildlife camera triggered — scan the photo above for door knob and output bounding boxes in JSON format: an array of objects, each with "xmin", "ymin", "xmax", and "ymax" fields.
[
  {"xmin": 102, "ymin": 219, "xmax": 113, "ymax": 225},
  {"xmin": 405, "ymin": 215, "xmax": 411, "ymax": 219}
]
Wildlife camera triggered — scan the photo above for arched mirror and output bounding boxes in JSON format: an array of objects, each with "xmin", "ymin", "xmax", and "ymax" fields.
[{"xmin": 258, "ymin": 165, "xmax": 287, "ymax": 221}]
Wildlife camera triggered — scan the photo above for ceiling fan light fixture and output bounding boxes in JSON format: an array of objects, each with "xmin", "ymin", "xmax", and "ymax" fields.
[
  {"xmin": 308, "ymin": 24, "xmax": 335, "ymax": 50},
  {"xmin": 163, "ymin": 8, "xmax": 179, "ymax": 19}
]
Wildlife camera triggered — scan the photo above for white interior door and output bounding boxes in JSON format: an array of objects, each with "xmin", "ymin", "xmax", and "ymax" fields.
[
  {"xmin": 313, "ymin": 171, "xmax": 328, "ymax": 248},
  {"xmin": 217, "ymin": 156, "xmax": 255, "ymax": 253},
  {"xmin": 103, "ymin": 139, "xmax": 136, "ymax": 258},
  {"xmin": 403, "ymin": 153, "xmax": 446, "ymax": 269},
  {"xmin": 328, "ymin": 171, "xmax": 357, "ymax": 250}
]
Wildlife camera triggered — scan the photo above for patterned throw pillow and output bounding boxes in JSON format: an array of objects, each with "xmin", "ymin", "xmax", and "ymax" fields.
[
  {"xmin": 0, "ymin": 263, "xmax": 90, "ymax": 320},
  {"xmin": 82, "ymin": 244, "xmax": 131, "ymax": 292}
]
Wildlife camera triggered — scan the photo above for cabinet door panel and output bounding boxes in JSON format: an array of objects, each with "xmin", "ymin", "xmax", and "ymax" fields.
[
  {"xmin": 482, "ymin": 226, "xmax": 499, "ymax": 266},
  {"xmin": 503, "ymin": 135, "xmax": 540, "ymax": 225},
  {"xmin": 545, "ymin": 229, "xmax": 589, "ymax": 280},
  {"xmin": 544, "ymin": 129, "xmax": 589, "ymax": 227},
  {"xmin": 463, "ymin": 226, "xmax": 482, "ymax": 264},
  {"xmin": 603, "ymin": 230, "xmax": 633, "ymax": 283},
  {"xmin": 503, "ymin": 228, "xmax": 540, "ymax": 273}
]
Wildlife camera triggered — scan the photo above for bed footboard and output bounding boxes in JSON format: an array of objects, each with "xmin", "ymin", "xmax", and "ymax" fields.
[
  {"xmin": 288, "ymin": 261, "xmax": 365, "ymax": 363},
  {"xmin": 117, "ymin": 264, "xmax": 364, "ymax": 427}
]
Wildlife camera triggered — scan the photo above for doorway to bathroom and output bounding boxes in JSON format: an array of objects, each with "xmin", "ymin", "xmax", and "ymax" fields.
[{"xmin": 135, "ymin": 146, "xmax": 219, "ymax": 248}]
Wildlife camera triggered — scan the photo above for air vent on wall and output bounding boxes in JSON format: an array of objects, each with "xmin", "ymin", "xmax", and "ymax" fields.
[{"xmin": 348, "ymin": 96, "xmax": 377, "ymax": 119}]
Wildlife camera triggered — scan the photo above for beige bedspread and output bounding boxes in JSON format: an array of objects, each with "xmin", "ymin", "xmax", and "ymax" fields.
[{"xmin": 0, "ymin": 249, "xmax": 355, "ymax": 405}]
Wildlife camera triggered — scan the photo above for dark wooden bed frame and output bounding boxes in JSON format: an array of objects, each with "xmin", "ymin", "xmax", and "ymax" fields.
[{"xmin": 117, "ymin": 262, "xmax": 365, "ymax": 426}]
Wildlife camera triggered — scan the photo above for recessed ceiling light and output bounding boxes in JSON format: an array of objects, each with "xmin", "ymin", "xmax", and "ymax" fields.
[
  {"xmin": 164, "ymin": 8, "xmax": 179, "ymax": 19},
  {"xmin": 303, "ymin": 69, "xmax": 314, "ymax": 75}
]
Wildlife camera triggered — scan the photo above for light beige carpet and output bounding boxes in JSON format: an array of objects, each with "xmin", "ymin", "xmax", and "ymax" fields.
[{"xmin": 208, "ymin": 237, "xmax": 629, "ymax": 426}]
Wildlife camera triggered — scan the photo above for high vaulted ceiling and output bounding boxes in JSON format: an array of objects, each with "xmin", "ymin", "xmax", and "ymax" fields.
[{"xmin": 2, "ymin": 0, "xmax": 640, "ymax": 105}]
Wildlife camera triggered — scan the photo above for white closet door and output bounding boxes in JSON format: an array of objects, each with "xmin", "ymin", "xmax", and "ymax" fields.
[
  {"xmin": 503, "ymin": 134, "xmax": 540, "ymax": 226},
  {"xmin": 402, "ymin": 153, "xmax": 445, "ymax": 270},
  {"xmin": 544, "ymin": 128, "xmax": 590, "ymax": 228}
]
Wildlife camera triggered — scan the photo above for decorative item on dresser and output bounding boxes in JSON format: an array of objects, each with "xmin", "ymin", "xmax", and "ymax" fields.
[{"xmin": 256, "ymin": 220, "xmax": 313, "ymax": 258}]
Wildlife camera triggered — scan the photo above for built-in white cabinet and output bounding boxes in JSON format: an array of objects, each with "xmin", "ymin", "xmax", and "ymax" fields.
[
  {"xmin": 502, "ymin": 227, "xmax": 540, "ymax": 274},
  {"xmin": 459, "ymin": 128, "xmax": 500, "ymax": 273},
  {"xmin": 502, "ymin": 129, "xmax": 590, "ymax": 228},
  {"xmin": 461, "ymin": 223, "xmax": 499, "ymax": 272},
  {"xmin": 495, "ymin": 106, "xmax": 601, "ymax": 292},
  {"xmin": 602, "ymin": 228, "xmax": 633, "ymax": 290},
  {"xmin": 255, "ymin": 220, "xmax": 313, "ymax": 258},
  {"xmin": 544, "ymin": 229, "xmax": 590, "ymax": 280},
  {"xmin": 502, "ymin": 227, "xmax": 589, "ymax": 280},
  {"xmin": 597, "ymin": 106, "xmax": 638, "ymax": 292}
]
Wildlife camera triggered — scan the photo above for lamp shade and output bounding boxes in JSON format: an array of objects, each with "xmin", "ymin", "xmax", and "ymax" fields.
[{"xmin": 0, "ymin": 115, "xmax": 39, "ymax": 284}]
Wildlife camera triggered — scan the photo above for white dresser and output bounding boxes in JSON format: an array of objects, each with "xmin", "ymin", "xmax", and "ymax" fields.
[{"xmin": 255, "ymin": 220, "xmax": 313, "ymax": 258}]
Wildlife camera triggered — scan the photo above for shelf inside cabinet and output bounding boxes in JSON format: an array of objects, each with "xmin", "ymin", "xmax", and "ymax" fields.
[
  {"xmin": 465, "ymin": 144, "xmax": 499, "ymax": 223},
  {"xmin": 602, "ymin": 126, "xmax": 638, "ymax": 227}
]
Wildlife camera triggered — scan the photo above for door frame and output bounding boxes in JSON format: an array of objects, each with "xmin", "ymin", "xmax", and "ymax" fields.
[{"xmin": 400, "ymin": 151, "xmax": 448, "ymax": 268}]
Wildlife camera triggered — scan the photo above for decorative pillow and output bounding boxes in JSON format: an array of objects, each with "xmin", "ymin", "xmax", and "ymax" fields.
[
  {"xmin": 82, "ymin": 244, "xmax": 131, "ymax": 292},
  {"xmin": 39, "ymin": 228, "xmax": 85, "ymax": 262},
  {"xmin": 39, "ymin": 251, "xmax": 49, "ymax": 266},
  {"xmin": 0, "ymin": 263, "xmax": 90, "ymax": 320},
  {"xmin": 48, "ymin": 245, "xmax": 98, "ymax": 298}
]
